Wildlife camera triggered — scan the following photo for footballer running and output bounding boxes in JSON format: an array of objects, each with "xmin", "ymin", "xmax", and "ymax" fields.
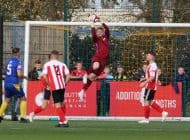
[{"xmin": 29, "ymin": 50, "xmax": 70, "ymax": 127}]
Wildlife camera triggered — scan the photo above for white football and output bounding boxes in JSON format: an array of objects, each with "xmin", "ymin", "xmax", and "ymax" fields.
[{"xmin": 88, "ymin": 14, "xmax": 96, "ymax": 22}]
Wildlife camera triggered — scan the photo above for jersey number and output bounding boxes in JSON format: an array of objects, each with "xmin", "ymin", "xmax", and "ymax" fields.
[
  {"xmin": 7, "ymin": 64, "xmax": 12, "ymax": 75},
  {"xmin": 53, "ymin": 65, "xmax": 61, "ymax": 76}
]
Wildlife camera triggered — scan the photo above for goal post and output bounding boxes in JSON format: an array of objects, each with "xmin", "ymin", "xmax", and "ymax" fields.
[
  {"xmin": 0, "ymin": 15, "xmax": 3, "ymax": 106},
  {"xmin": 23, "ymin": 21, "xmax": 190, "ymax": 94},
  {"xmin": 23, "ymin": 21, "xmax": 190, "ymax": 120}
]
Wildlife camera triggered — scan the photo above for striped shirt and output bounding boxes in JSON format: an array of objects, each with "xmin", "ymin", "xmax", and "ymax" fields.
[
  {"xmin": 146, "ymin": 62, "xmax": 158, "ymax": 90},
  {"xmin": 42, "ymin": 60, "xmax": 69, "ymax": 91}
]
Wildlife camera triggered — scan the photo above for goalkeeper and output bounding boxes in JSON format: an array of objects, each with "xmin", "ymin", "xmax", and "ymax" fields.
[{"xmin": 78, "ymin": 14, "xmax": 110, "ymax": 101}]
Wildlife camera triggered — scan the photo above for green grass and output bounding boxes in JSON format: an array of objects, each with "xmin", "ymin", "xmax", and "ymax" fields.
[{"xmin": 0, "ymin": 120, "xmax": 190, "ymax": 140}]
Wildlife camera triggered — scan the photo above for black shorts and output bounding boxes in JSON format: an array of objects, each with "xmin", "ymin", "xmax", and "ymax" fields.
[
  {"xmin": 144, "ymin": 89, "xmax": 156, "ymax": 101},
  {"xmin": 43, "ymin": 88, "xmax": 65, "ymax": 103}
]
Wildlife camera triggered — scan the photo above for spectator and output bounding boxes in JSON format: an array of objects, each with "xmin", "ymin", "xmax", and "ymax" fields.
[
  {"xmin": 114, "ymin": 65, "xmax": 127, "ymax": 81},
  {"xmin": 133, "ymin": 63, "xmax": 147, "ymax": 81},
  {"xmin": 172, "ymin": 67, "xmax": 189, "ymax": 93},
  {"xmin": 98, "ymin": 66, "xmax": 113, "ymax": 80},
  {"xmin": 28, "ymin": 60, "xmax": 42, "ymax": 81},
  {"xmin": 71, "ymin": 61, "xmax": 87, "ymax": 79}
]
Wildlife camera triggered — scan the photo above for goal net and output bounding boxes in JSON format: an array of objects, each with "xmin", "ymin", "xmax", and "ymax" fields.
[
  {"xmin": 24, "ymin": 22, "xmax": 190, "ymax": 90},
  {"xmin": 23, "ymin": 21, "xmax": 190, "ymax": 120}
]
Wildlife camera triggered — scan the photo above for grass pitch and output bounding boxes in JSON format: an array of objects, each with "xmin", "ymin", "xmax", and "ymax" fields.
[{"xmin": 0, "ymin": 120, "xmax": 190, "ymax": 140}]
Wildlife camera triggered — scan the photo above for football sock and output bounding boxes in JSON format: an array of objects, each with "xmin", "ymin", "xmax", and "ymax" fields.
[
  {"xmin": 34, "ymin": 106, "xmax": 44, "ymax": 114},
  {"xmin": 144, "ymin": 105, "xmax": 150, "ymax": 119},
  {"xmin": 61, "ymin": 106, "xmax": 66, "ymax": 114},
  {"xmin": 20, "ymin": 100, "xmax": 27, "ymax": 118},
  {"xmin": 56, "ymin": 107, "xmax": 65, "ymax": 123},
  {"xmin": 151, "ymin": 102, "xmax": 163, "ymax": 113},
  {"xmin": 0, "ymin": 102, "xmax": 8, "ymax": 116}
]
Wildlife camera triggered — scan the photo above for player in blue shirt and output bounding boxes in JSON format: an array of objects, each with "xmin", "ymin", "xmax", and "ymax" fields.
[{"xmin": 0, "ymin": 48, "xmax": 28, "ymax": 123}]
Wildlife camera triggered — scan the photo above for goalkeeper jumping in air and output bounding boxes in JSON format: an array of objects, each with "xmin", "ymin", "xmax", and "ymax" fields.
[{"xmin": 78, "ymin": 14, "xmax": 110, "ymax": 102}]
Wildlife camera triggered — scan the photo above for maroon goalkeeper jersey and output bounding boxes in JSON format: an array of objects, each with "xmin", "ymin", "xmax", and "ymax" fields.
[{"xmin": 91, "ymin": 23, "xmax": 110, "ymax": 62}]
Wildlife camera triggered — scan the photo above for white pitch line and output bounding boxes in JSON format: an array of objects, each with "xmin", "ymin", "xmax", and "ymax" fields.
[{"xmin": 4, "ymin": 115, "xmax": 190, "ymax": 122}]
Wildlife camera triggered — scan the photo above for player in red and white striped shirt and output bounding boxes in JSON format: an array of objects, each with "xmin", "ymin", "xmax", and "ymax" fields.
[
  {"xmin": 29, "ymin": 50, "xmax": 70, "ymax": 127},
  {"xmin": 138, "ymin": 52, "xmax": 168, "ymax": 123}
]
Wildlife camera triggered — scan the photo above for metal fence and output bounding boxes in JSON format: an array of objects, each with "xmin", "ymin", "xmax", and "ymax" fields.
[{"xmin": 3, "ymin": 21, "xmax": 190, "ymax": 116}]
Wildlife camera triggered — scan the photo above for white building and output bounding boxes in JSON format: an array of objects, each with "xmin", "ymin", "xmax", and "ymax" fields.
[
  {"xmin": 73, "ymin": 0, "xmax": 173, "ymax": 23},
  {"xmin": 88, "ymin": 0, "xmax": 133, "ymax": 9}
]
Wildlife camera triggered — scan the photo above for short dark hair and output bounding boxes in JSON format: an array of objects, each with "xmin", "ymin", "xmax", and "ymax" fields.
[
  {"xmin": 35, "ymin": 59, "xmax": 41, "ymax": 64},
  {"xmin": 148, "ymin": 51, "xmax": 156, "ymax": 57},
  {"xmin": 50, "ymin": 50, "xmax": 59, "ymax": 56},
  {"xmin": 117, "ymin": 64, "xmax": 123, "ymax": 68},
  {"xmin": 76, "ymin": 60, "xmax": 82, "ymax": 64},
  {"xmin": 12, "ymin": 48, "xmax": 20, "ymax": 54},
  {"xmin": 96, "ymin": 27, "xmax": 104, "ymax": 31}
]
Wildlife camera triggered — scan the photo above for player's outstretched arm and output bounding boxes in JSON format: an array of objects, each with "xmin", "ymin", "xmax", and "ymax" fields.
[
  {"xmin": 90, "ymin": 22, "xmax": 97, "ymax": 42},
  {"xmin": 102, "ymin": 23, "xmax": 110, "ymax": 39},
  {"xmin": 88, "ymin": 15, "xmax": 97, "ymax": 42}
]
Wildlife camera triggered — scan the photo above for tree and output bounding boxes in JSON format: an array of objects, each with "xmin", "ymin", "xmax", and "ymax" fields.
[
  {"xmin": 129, "ymin": 0, "xmax": 190, "ymax": 23},
  {"xmin": 129, "ymin": 0, "xmax": 163, "ymax": 22},
  {"xmin": 172, "ymin": 0, "xmax": 190, "ymax": 22},
  {"xmin": 67, "ymin": 0, "xmax": 89, "ymax": 20},
  {"xmin": 0, "ymin": 0, "xmax": 89, "ymax": 21}
]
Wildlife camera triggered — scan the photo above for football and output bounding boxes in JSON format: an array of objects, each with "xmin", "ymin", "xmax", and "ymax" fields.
[{"xmin": 88, "ymin": 14, "xmax": 100, "ymax": 22}]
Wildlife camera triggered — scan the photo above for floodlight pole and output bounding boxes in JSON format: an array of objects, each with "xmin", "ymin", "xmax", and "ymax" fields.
[
  {"xmin": 152, "ymin": 0, "xmax": 157, "ymax": 23},
  {"xmin": 64, "ymin": 0, "xmax": 69, "ymax": 65},
  {"xmin": 152, "ymin": 0, "xmax": 157, "ymax": 51}
]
